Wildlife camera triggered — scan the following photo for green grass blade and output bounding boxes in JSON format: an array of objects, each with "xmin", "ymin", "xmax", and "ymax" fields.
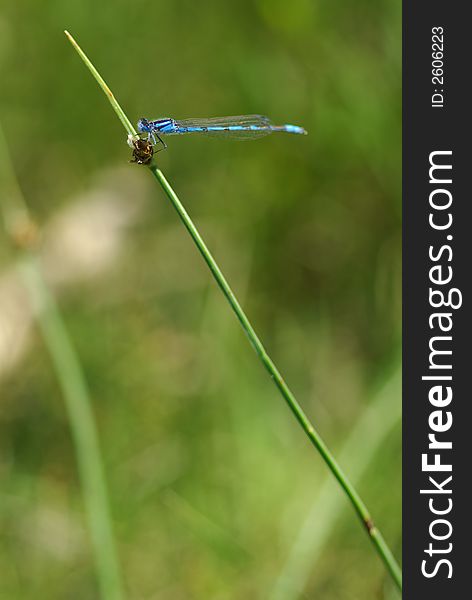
[
  {"xmin": 64, "ymin": 30, "xmax": 136, "ymax": 138},
  {"xmin": 0, "ymin": 124, "xmax": 124, "ymax": 600},
  {"xmin": 19, "ymin": 257, "xmax": 125, "ymax": 600},
  {"xmin": 271, "ymin": 366, "xmax": 402, "ymax": 599}
]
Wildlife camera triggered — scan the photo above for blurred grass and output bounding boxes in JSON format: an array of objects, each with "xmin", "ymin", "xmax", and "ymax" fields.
[
  {"xmin": 0, "ymin": 123, "xmax": 123, "ymax": 600},
  {"xmin": 0, "ymin": 1, "xmax": 400, "ymax": 598}
]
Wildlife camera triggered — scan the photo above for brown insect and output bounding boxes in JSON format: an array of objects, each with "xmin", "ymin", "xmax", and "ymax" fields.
[{"xmin": 130, "ymin": 138, "xmax": 154, "ymax": 165}]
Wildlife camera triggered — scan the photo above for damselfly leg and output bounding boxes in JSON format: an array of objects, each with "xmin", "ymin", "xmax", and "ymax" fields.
[{"xmin": 155, "ymin": 133, "xmax": 167, "ymax": 152}]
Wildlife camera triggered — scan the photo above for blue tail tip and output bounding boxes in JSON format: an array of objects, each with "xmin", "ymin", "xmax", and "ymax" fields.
[{"xmin": 285, "ymin": 124, "xmax": 308, "ymax": 135}]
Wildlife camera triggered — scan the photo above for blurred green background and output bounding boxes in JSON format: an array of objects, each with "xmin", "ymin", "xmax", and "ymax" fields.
[{"xmin": 0, "ymin": 0, "xmax": 401, "ymax": 598}]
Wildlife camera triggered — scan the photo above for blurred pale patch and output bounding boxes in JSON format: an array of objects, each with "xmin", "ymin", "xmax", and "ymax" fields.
[{"xmin": 0, "ymin": 167, "xmax": 148, "ymax": 379}]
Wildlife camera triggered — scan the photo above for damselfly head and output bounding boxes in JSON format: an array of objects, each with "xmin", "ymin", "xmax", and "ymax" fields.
[{"xmin": 137, "ymin": 118, "xmax": 151, "ymax": 133}]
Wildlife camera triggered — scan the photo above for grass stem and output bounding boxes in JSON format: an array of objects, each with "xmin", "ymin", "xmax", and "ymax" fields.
[
  {"xmin": 0, "ymin": 125, "xmax": 124, "ymax": 600},
  {"xmin": 19, "ymin": 257, "xmax": 124, "ymax": 600},
  {"xmin": 65, "ymin": 30, "xmax": 402, "ymax": 593},
  {"xmin": 271, "ymin": 366, "xmax": 401, "ymax": 599}
]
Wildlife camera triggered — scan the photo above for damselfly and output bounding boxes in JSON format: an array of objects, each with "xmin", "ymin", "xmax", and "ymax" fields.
[{"xmin": 137, "ymin": 115, "xmax": 307, "ymax": 150}]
